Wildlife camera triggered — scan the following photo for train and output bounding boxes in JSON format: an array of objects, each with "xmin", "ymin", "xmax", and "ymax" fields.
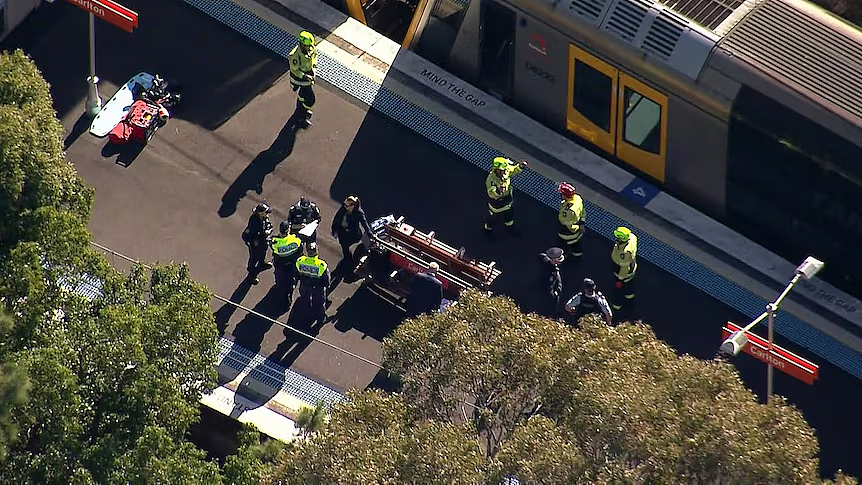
[{"xmin": 326, "ymin": 0, "xmax": 862, "ymax": 302}]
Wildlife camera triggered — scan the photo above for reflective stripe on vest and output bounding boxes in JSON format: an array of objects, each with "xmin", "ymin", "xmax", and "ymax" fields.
[
  {"xmin": 296, "ymin": 256, "xmax": 326, "ymax": 277},
  {"xmin": 272, "ymin": 236, "xmax": 302, "ymax": 257}
]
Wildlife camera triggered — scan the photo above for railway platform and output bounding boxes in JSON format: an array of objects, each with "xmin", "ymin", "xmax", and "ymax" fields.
[{"xmin": 3, "ymin": 0, "xmax": 861, "ymax": 475}]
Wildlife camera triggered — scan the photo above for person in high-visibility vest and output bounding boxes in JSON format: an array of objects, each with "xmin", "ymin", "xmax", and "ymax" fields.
[
  {"xmin": 557, "ymin": 182, "xmax": 586, "ymax": 259},
  {"xmin": 484, "ymin": 157, "xmax": 528, "ymax": 232},
  {"xmin": 289, "ymin": 31, "xmax": 318, "ymax": 127},
  {"xmin": 270, "ymin": 220, "xmax": 303, "ymax": 301},
  {"xmin": 610, "ymin": 226, "xmax": 638, "ymax": 311},
  {"xmin": 295, "ymin": 242, "xmax": 331, "ymax": 325}
]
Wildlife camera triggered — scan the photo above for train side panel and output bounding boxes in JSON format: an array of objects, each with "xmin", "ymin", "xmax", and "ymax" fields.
[
  {"xmin": 510, "ymin": 12, "xmax": 570, "ymax": 130},
  {"xmin": 664, "ymin": 97, "xmax": 729, "ymax": 215}
]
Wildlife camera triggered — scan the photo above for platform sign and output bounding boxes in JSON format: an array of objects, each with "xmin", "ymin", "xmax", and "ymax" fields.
[
  {"xmin": 65, "ymin": 0, "xmax": 139, "ymax": 32},
  {"xmin": 722, "ymin": 322, "xmax": 820, "ymax": 385}
]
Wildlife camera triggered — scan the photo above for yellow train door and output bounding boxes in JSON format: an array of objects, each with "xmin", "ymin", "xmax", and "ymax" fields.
[
  {"xmin": 616, "ymin": 73, "xmax": 667, "ymax": 182},
  {"xmin": 566, "ymin": 46, "xmax": 668, "ymax": 182},
  {"xmin": 566, "ymin": 45, "xmax": 618, "ymax": 155}
]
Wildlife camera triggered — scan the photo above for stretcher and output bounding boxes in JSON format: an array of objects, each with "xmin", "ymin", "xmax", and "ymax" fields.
[
  {"xmin": 354, "ymin": 215, "xmax": 502, "ymax": 310},
  {"xmin": 90, "ymin": 72, "xmax": 155, "ymax": 137}
]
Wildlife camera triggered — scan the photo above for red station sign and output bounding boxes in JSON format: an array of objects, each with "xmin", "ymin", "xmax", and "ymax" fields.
[
  {"xmin": 65, "ymin": 0, "xmax": 139, "ymax": 32},
  {"xmin": 722, "ymin": 322, "xmax": 820, "ymax": 385}
]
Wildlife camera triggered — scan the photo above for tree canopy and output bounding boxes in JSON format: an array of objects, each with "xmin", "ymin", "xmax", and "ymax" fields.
[
  {"xmin": 262, "ymin": 390, "xmax": 486, "ymax": 485},
  {"xmin": 0, "ymin": 49, "xmax": 227, "ymax": 483},
  {"xmin": 0, "ymin": 49, "xmax": 93, "ymax": 255},
  {"xmin": 254, "ymin": 290, "xmax": 847, "ymax": 484}
]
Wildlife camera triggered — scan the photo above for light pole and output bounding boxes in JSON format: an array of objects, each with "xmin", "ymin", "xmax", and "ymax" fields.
[
  {"xmin": 720, "ymin": 256, "xmax": 825, "ymax": 404},
  {"xmin": 85, "ymin": 12, "xmax": 102, "ymax": 117}
]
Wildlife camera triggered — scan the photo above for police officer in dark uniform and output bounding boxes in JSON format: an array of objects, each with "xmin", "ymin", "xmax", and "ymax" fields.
[
  {"xmin": 242, "ymin": 203, "xmax": 273, "ymax": 284},
  {"xmin": 270, "ymin": 220, "xmax": 304, "ymax": 301},
  {"xmin": 565, "ymin": 278, "xmax": 613, "ymax": 325},
  {"xmin": 288, "ymin": 196, "xmax": 322, "ymax": 243},
  {"xmin": 538, "ymin": 247, "xmax": 564, "ymax": 316},
  {"xmin": 295, "ymin": 242, "xmax": 331, "ymax": 325}
]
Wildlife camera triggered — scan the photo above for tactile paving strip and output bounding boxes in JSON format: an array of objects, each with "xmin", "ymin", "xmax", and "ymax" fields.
[
  {"xmin": 181, "ymin": 0, "xmax": 862, "ymax": 380},
  {"xmin": 216, "ymin": 338, "xmax": 345, "ymax": 406}
]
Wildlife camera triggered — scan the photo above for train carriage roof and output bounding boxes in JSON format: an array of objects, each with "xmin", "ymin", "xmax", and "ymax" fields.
[{"xmin": 716, "ymin": 0, "xmax": 862, "ymax": 129}]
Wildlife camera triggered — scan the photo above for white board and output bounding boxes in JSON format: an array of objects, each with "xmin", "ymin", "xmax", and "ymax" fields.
[
  {"xmin": 298, "ymin": 220, "xmax": 319, "ymax": 238},
  {"xmin": 89, "ymin": 72, "xmax": 154, "ymax": 137}
]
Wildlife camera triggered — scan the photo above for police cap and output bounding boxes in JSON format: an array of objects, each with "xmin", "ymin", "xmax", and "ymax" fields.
[
  {"xmin": 546, "ymin": 247, "xmax": 563, "ymax": 261},
  {"xmin": 255, "ymin": 202, "xmax": 272, "ymax": 214},
  {"xmin": 280, "ymin": 220, "xmax": 291, "ymax": 234},
  {"xmin": 583, "ymin": 278, "xmax": 596, "ymax": 290}
]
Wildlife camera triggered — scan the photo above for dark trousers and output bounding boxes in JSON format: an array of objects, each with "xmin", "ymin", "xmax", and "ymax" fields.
[
  {"xmin": 274, "ymin": 264, "xmax": 297, "ymax": 300},
  {"xmin": 548, "ymin": 292, "xmax": 560, "ymax": 317},
  {"xmin": 612, "ymin": 276, "xmax": 636, "ymax": 311},
  {"xmin": 246, "ymin": 242, "xmax": 267, "ymax": 272},
  {"xmin": 337, "ymin": 230, "xmax": 359, "ymax": 265},
  {"xmin": 292, "ymin": 83, "xmax": 315, "ymax": 117},
  {"xmin": 299, "ymin": 286, "xmax": 326, "ymax": 324},
  {"xmin": 485, "ymin": 195, "xmax": 514, "ymax": 230},
  {"xmin": 557, "ymin": 226, "xmax": 585, "ymax": 258}
]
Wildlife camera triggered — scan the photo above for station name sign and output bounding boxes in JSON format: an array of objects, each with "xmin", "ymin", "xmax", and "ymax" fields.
[
  {"xmin": 65, "ymin": 0, "xmax": 139, "ymax": 32},
  {"xmin": 722, "ymin": 322, "xmax": 819, "ymax": 385}
]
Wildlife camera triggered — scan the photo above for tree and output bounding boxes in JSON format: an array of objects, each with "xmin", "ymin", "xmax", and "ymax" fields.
[
  {"xmin": 262, "ymin": 390, "xmax": 486, "ymax": 485},
  {"xmin": 381, "ymin": 290, "xmax": 830, "ymax": 484},
  {"xmin": 0, "ymin": 351, "xmax": 30, "ymax": 460},
  {"xmin": 223, "ymin": 423, "xmax": 284, "ymax": 485},
  {"xmin": 554, "ymin": 318, "xmax": 820, "ymax": 483},
  {"xmin": 294, "ymin": 400, "xmax": 327, "ymax": 437},
  {"xmin": 492, "ymin": 415, "xmax": 587, "ymax": 484},
  {"xmin": 382, "ymin": 291, "xmax": 570, "ymax": 457},
  {"xmin": 0, "ymin": 257, "xmax": 220, "ymax": 483},
  {"xmin": 109, "ymin": 426, "xmax": 223, "ymax": 484},
  {"xmin": 0, "ymin": 49, "xmax": 93, "ymax": 254}
]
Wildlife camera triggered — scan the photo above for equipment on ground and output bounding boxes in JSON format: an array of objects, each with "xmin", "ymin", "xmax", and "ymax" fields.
[
  {"xmin": 90, "ymin": 72, "xmax": 182, "ymax": 146},
  {"xmin": 354, "ymin": 215, "xmax": 502, "ymax": 311}
]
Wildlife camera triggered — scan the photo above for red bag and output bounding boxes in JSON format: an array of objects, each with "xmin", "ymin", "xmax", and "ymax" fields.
[{"xmin": 108, "ymin": 120, "xmax": 133, "ymax": 144}]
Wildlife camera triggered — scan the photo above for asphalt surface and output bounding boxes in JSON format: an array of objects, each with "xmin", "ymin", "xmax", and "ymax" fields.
[{"xmin": 3, "ymin": 0, "xmax": 860, "ymax": 477}]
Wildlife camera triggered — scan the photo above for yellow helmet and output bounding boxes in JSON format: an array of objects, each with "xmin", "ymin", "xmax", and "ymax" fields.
[
  {"xmin": 492, "ymin": 157, "xmax": 510, "ymax": 170},
  {"xmin": 614, "ymin": 226, "xmax": 632, "ymax": 242},
  {"xmin": 299, "ymin": 31, "xmax": 315, "ymax": 46}
]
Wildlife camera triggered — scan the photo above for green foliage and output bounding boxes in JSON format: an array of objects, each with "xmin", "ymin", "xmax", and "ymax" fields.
[
  {"xmin": 383, "ymin": 290, "xmax": 572, "ymax": 457},
  {"xmin": 295, "ymin": 400, "xmax": 327, "ymax": 436},
  {"xmin": 557, "ymin": 318, "xmax": 820, "ymax": 483},
  {"xmin": 493, "ymin": 415, "xmax": 586, "ymax": 484},
  {"xmin": 378, "ymin": 290, "xmax": 829, "ymax": 484},
  {"xmin": 109, "ymin": 426, "xmax": 223, "ymax": 485},
  {"xmin": 0, "ymin": 259, "xmax": 220, "ymax": 483},
  {"xmin": 223, "ymin": 423, "xmax": 284, "ymax": 485},
  {"xmin": 0, "ymin": 50, "xmax": 93, "ymax": 252},
  {"xmin": 0, "ymin": 356, "xmax": 30, "ymax": 460},
  {"xmin": 263, "ymin": 391, "xmax": 486, "ymax": 485}
]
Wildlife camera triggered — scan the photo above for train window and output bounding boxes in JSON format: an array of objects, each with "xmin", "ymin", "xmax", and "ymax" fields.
[
  {"xmin": 414, "ymin": 0, "xmax": 470, "ymax": 65},
  {"xmin": 621, "ymin": 88, "xmax": 661, "ymax": 154},
  {"xmin": 727, "ymin": 86, "xmax": 862, "ymax": 297},
  {"xmin": 566, "ymin": 45, "xmax": 618, "ymax": 154},
  {"xmin": 572, "ymin": 60, "xmax": 612, "ymax": 132},
  {"xmin": 615, "ymin": 73, "xmax": 667, "ymax": 181}
]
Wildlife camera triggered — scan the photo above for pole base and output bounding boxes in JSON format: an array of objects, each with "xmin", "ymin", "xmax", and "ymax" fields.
[{"xmin": 85, "ymin": 75, "xmax": 102, "ymax": 117}]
